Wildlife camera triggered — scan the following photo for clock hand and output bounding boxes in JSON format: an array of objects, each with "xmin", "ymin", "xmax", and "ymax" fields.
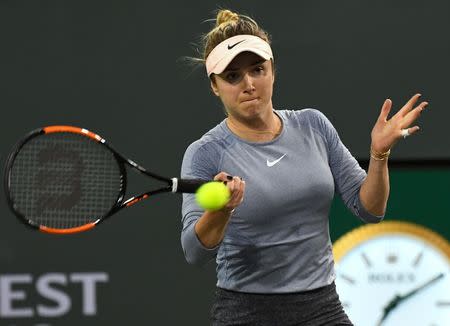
[
  {"xmin": 377, "ymin": 273, "xmax": 444, "ymax": 326},
  {"xmin": 398, "ymin": 273, "xmax": 444, "ymax": 302},
  {"xmin": 377, "ymin": 294, "xmax": 402, "ymax": 326}
]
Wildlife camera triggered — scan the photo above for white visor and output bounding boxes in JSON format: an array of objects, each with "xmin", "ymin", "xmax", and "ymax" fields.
[{"xmin": 205, "ymin": 34, "xmax": 273, "ymax": 77}]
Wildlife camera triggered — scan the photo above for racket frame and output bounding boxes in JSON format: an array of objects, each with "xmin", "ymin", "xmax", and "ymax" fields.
[{"xmin": 4, "ymin": 125, "xmax": 201, "ymax": 234}]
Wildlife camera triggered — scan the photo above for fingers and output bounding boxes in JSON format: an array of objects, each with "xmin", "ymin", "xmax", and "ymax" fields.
[
  {"xmin": 398, "ymin": 93, "xmax": 422, "ymax": 117},
  {"xmin": 214, "ymin": 172, "xmax": 233, "ymax": 183},
  {"xmin": 372, "ymin": 93, "xmax": 428, "ymax": 150},
  {"xmin": 226, "ymin": 176, "xmax": 245, "ymax": 209},
  {"xmin": 378, "ymin": 99, "xmax": 392, "ymax": 122},
  {"xmin": 400, "ymin": 126, "xmax": 420, "ymax": 138},
  {"xmin": 213, "ymin": 172, "xmax": 245, "ymax": 211},
  {"xmin": 402, "ymin": 101, "xmax": 428, "ymax": 128}
]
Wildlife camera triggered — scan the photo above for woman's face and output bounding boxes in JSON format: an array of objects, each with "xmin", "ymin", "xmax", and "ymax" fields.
[{"xmin": 210, "ymin": 52, "xmax": 275, "ymax": 121}]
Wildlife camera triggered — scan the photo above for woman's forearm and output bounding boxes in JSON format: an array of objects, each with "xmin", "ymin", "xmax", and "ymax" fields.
[
  {"xmin": 359, "ymin": 157, "xmax": 390, "ymax": 216},
  {"xmin": 194, "ymin": 208, "xmax": 234, "ymax": 248}
]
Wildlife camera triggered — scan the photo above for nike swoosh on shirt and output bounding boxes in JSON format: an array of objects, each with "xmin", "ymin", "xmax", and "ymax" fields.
[
  {"xmin": 266, "ymin": 154, "xmax": 287, "ymax": 167},
  {"xmin": 227, "ymin": 40, "xmax": 245, "ymax": 49}
]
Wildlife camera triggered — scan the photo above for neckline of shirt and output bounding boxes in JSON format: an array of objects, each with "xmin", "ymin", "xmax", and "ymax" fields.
[{"xmin": 220, "ymin": 110, "xmax": 286, "ymax": 146}]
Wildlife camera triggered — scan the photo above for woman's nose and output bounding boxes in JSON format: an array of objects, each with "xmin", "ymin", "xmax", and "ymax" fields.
[{"xmin": 242, "ymin": 74, "xmax": 256, "ymax": 93}]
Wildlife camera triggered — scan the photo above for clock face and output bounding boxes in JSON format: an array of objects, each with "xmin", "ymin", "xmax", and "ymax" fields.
[{"xmin": 334, "ymin": 222, "xmax": 450, "ymax": 326}]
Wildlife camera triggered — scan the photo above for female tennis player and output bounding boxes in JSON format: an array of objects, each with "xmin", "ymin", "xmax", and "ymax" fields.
[{"xmin": 180, "ymin": 9, "xmax": 427, "ymax": 325}]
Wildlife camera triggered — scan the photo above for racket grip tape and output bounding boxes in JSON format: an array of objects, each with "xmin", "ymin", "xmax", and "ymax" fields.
[{"xmin": 173, "ymin": 178, "xmax": 209, "ymax": 193}]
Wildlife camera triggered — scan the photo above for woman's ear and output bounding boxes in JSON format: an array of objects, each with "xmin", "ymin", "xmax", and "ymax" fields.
[{"xmin": 210, "ymin": 76, "xmax": 220, "ymax": 96}]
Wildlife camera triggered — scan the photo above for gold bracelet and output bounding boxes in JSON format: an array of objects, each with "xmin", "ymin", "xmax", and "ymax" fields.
[{"xmin": 370, "ymin": 147, "xmax": 391, "ymax": 161}]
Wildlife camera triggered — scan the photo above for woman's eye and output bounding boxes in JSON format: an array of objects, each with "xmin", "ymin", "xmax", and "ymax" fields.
[
  {"xmin": 254, "ymin": 66, "xmax": 264, "ymax": 73},
  {"xmin": 225, "ymin": 72, "xmax": 240, "ymax": 82}
]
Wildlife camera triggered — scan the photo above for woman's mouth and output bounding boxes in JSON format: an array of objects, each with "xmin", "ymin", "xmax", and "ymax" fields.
[{"xmin": 241, "ymin": 97, "xmax": 259, "ymax": 103}]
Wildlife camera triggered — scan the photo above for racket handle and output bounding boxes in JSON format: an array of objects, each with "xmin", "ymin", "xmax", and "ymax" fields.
[{"xmin": 172, "ymin": 178, "xmax": 209, "ymax": 193}]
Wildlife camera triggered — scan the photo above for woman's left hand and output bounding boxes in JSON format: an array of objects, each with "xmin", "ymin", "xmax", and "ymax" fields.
[{"xmin": 370, "ymin": 93, "xmax": 428, "ymax": 153}]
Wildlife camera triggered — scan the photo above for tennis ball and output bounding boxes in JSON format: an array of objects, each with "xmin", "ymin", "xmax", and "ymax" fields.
[{"xmin": 196, "ymin": 181, "xmax": 230, "ymax": 211}]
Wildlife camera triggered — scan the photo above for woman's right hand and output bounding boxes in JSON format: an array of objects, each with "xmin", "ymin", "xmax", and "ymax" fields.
[
  {"xmin": 213, "ymin": 172, "xmax": 246, "ymax": 213},
  {"xmin": 194, "ymin": 172, "xmax": 245, "ymax": 248}
]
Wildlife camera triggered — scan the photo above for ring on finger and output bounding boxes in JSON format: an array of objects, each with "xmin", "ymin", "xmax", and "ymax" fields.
[{"xmin": 401, "ymin": 128, "xmax": 410, "ymax": 139}]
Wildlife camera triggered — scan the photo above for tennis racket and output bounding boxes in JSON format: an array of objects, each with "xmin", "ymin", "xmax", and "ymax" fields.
[{"xmin": 4, "ymin": 125, "xmax": 207, "ymax": 234}]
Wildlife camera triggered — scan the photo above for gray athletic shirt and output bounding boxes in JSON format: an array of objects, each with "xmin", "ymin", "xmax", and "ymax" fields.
[{"xmin": 181, "ymin": 109, "xmax": 383, "ymax": 293}]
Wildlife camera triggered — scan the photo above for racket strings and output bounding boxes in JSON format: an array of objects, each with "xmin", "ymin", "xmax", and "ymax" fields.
[{"xmin": 9, "ymin": 133, "xmax": 123, "ymax": 229}]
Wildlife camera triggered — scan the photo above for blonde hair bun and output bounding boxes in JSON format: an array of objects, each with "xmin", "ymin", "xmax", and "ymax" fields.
[{"xmin": 216, "ymin": 9, "xmax": 239, "ymax": 27}]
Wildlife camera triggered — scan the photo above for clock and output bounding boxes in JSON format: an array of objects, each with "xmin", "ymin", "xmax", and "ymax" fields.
[{"xmin": 333, "ymin": 221, "xmax": 450, "ymax": 326}]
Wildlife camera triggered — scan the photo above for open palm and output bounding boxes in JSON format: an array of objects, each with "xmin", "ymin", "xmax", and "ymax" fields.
[{"xmin": 371, "ymin": 93, "xmax": 428, "ymax": 153}]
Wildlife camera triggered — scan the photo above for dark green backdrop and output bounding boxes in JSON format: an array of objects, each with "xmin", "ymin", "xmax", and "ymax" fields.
[
  {"xmin": 330, "ymin": 163, "xmax": 450, "ymax": 242},
  {"xmin": 1, "ymin": 1, "xmax": 449, "ymax": 325}
]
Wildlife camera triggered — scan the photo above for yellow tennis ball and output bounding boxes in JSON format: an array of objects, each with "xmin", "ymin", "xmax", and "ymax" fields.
[{"xmin": 196, "ymin": 181, "xmax": 230, "ymax": 211}]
